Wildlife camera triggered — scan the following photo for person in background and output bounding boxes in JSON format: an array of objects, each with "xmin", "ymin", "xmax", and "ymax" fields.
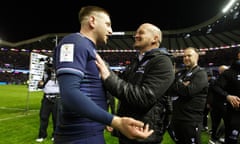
[
  {"xmin": 36, "ymin": 59, "xmax": 60, "ymax": 143},
  {"xmin": 169, "ymin": 47, "xmax": 208, "ymax": 144},
  {"xmin": 212, "ymin": 51, "xmax": 240, "ymax": 144},
  {"xmin": 202, "ymin": 69, "xmax": 215, "ymax": 132},
  {"xmin": 96, "ymin": 23, "xmax": 175, "ymax": 144},
  {"xmin": 208, "ymin": 65, "xmax": 229, "ymax": 144},
  {"xmin": 237, "ymin": 50, "xmax": 240, "ymax": 60},
  {"xmin": 53, "ymin": 5, "xmax": 153, "ymax": 144}
]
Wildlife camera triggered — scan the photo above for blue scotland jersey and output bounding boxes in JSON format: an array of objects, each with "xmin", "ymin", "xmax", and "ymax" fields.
[{"xmin": 54, "ymin": 33, "xmax": 110, "ymax": 138}]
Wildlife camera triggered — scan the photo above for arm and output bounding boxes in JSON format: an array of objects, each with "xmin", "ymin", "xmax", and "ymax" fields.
[
  {"xmin": 213, "ymin": 71, "xmax": 240, "ymax": 109},
  {"xmin": 58, "ymin": 74, "xmax": 113, "ymax": 124},
  {"xmin": 58, "ymin": 73, "xmax": 154, "ymax": 139},
  {"xmin": 95, "ymin": 54, "xmax": 174, "ymax": 109},
  {"xmin": 212, "ymin": 72, "xmax": 229, "ymax": 98},
  {"xmin": 174, "ymin": 69, "xmax": 208, "ymax": 98}
]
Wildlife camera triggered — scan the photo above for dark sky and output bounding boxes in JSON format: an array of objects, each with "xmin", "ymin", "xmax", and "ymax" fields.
[{"xmin": 0, "ymin": 0, "xmax": 227, "ymax": 42}]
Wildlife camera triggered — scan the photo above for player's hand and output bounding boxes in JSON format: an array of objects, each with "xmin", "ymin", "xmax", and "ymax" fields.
[{"xmin": 111, "ymin": 116, "xmax": 154, "ymax": 139}]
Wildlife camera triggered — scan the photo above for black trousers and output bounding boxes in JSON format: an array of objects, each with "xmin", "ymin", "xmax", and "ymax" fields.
[
  {"xmin": 172, "ymin": 120, "xmax": 202, "ymax": 144},
  {"xmin": 203, "ymin": 105, "xmax": 210, "ymax": 128},
  {"xmin": 38, "ymin": 95, "xmax": 59, "ymax": 138},
  {"xmin": 210, "ymin": 102, "xmax": 227, "ymax": 140},
  {"xmin": 224, "ymin": 106, "xmax": 240, "ymax": 144}
]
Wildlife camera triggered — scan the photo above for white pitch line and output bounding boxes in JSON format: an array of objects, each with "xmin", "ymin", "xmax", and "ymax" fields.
[
  {"xmin": 0, "ymin": 107, "xmax": 39, "ymax": 121},
  {"xmin": 0, "ymin": 107, "xmax": 39, "ymax": 111}
]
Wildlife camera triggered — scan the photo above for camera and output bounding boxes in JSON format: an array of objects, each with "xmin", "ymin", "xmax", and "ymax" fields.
[{"xmin": 39, "ymin": 57, "xmax": 53, "ymax": 69}]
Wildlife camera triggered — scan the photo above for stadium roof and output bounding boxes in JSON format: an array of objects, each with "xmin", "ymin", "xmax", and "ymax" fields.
[{"xmin": 0, "ymin": 0, "xmax": 239, "ymax": 51}]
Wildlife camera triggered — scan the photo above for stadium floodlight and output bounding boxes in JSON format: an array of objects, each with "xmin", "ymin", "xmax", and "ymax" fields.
[{"xmin": 222, "ymin": 0, "xmax": 237, "ymax": 13}]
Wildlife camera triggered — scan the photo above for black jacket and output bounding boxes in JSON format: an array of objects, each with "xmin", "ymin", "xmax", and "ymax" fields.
[
  {"xmin": 170, "ymin": 66, "xmax": 208, "ymax": 122},
  {"xmin": 213, "ymin": 60, "xmax": 240, "ymax": 108},
  {"xmin": 103, "ymin": 48, "xmax": 175, "ymax": 143}
]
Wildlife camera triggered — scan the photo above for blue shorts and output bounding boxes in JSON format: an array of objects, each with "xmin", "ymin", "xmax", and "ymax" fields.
[{"xmin": 54, "ymin": 134, "xmax": 105, "ymax": 144}]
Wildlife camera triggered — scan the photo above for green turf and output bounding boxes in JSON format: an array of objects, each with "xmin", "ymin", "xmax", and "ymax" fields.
[{"xmin": 0, "ymin": 85, "xmax": 211, "ymax": 144}]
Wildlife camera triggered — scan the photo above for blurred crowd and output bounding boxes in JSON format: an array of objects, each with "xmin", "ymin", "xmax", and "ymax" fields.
[{"xmin": 0, "ymin": 47, "xmax": 239, "ymax": 85}]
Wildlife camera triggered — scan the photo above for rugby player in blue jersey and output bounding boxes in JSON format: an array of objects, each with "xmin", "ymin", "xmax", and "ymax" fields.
[{"xmin": 53, "ymin": 5, "xmax": 153, "ymax": 144}]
